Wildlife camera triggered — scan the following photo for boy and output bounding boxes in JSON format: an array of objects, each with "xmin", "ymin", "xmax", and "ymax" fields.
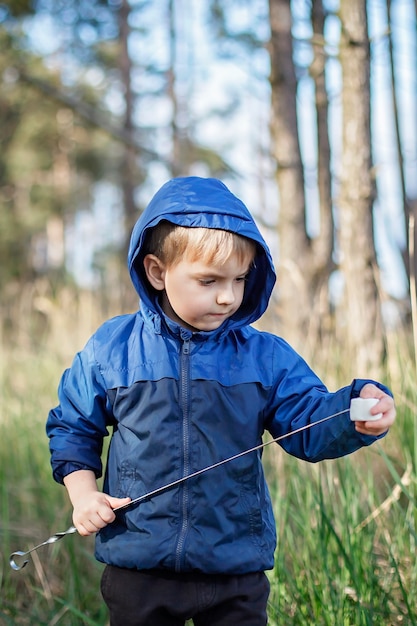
[{"xmin": 47, "ymin": 176, "xmax": 396, "ymax": 626}]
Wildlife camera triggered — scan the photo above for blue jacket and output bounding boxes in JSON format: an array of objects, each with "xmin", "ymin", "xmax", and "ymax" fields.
[{"xmin": 47, "ymin": 176, "xmax": 388, "ymax": 574}]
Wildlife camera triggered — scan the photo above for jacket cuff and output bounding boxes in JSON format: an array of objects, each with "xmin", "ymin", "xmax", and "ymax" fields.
[{"xmin": 53, "ymin": 462, "xmax": 102, "ymax": 485}]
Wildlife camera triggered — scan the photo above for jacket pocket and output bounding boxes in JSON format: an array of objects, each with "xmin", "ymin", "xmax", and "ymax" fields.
[
  {"xmin": 230, "ymin": 460, "xmax": 266, "ymax": 549},
  {"xmin": 116, "ymin": 461, "xmax": 143, "ymax": 498}
]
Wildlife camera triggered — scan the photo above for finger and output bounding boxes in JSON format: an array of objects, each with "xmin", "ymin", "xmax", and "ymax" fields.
[
  {"xmin": 107, "ymin": 495, "xmax": 132, "ymax": 511},
  {"xmin": 360, "ymin": 383, "xmax": 383, "ymax": 399},
  {"xmin": 98, "ymin": 506, "xmax": 117, "ymax": 525},
  {"xmin": 355, "ymin": 418, "xmax": 390, "ymax": 436},
  {"xmin": 370, "ymin": 398, "xmax": 395, "ymax": 420},
  {"xmin": 84, "ymin": 513, "xmax": 109, "ymax": 533},
  {"xmin": 76, "ymin": 522, "xmax": 95, "ymax": 537}
]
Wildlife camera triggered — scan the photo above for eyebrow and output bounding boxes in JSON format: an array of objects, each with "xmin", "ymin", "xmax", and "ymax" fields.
[{"xmin": 193, "ymin": 265, "xmax": 252, "ymax": 279}]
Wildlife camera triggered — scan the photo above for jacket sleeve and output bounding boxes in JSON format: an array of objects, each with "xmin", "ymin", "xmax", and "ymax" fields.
[
  {"xmin": 266, "ymin": 338, "xmax": 392, "ymax": 462},
  {"xmin": 46, "ymin": 340, "xmax": 112, "ymax": 484}
]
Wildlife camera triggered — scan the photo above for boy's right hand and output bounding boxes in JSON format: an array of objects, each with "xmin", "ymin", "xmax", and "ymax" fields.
[
  {"xmin": 63, "ymin": 469, "xmax": 131, "ymax": 536},
  {"xmin": 72, "ymin": 491, "xmax": 131, "ymax": 536}
]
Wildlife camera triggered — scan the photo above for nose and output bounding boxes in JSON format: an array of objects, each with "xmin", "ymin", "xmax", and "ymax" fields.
[{"xmin": 216, "ymin": 283, "xmax": 236, "ymax": 305}]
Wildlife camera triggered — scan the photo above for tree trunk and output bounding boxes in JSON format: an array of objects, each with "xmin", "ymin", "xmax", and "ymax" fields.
[
  {"xmin": 311, "ymin": 0, "xmax": 334, "ymax": 284},
  {"xmin": 168, "ymin": 0, "xmax": 182, "ymax": 177},
  {"xmin": 268, "ymin": 0, "xmax": 311, "ymax": 349},
  {"xmin": 119, "ymin": 0, "xmax": 139, "ymax": 240},
  {"xmin": 268, "ymin": 0, "xmax": 337, "ymax": 352},
  {"xmin": 305, "ymin": 0, "xmax": 335, "ymax": 348},
  {"xmin": 168, "ymin": 0, "xmax": 193, "ymax": 177},
  {"xmin": 337, "ymin": 0, "xmax": 384, "ymax": 375},
  {"xmin": 386, "ymin": 0, "xmax": 415, "ymax": 297}
]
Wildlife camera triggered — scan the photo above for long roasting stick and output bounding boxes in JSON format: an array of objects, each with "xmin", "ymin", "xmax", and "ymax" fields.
[{"xmin": 10, "ymin": 408, "xmax": 349, "ymax": 570}]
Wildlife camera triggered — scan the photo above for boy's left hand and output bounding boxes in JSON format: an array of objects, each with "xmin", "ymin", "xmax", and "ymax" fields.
[{"xmin": 354, "ymin": 383, "xmax": 396, "ymax": 436}]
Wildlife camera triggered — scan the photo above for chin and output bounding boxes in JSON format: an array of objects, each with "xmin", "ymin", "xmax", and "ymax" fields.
[{"xmin": 198, "ymin": 321, "xmax": 225, "ymax": 332}]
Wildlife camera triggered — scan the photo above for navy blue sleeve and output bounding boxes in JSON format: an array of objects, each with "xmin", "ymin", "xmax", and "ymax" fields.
[
  {"xmin": 265, "ymin": 339, "xmax": 392, "ymax": 462},
  {"xmin": 46, "ymin": 342, "xmax": 112, "ymax": 484}
]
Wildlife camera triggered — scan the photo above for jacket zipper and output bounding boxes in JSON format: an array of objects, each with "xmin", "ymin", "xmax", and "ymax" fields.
[{"xmin": 175, "ymin": 337, "xmax": 191, "ymax": 571}]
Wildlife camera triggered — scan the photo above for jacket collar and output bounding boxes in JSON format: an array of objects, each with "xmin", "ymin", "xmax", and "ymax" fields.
[{"xmin": 140, "ymin": 299, "xmax": 231, "ymax": 341}]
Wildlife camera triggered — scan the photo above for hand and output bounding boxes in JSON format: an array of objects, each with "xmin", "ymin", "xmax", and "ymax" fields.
[
  {"xmin": 354, "ymin": 383, "xmax": 396, "ymax": 437},
  {"xmin": 72, "ymin": 491, "xmax": 131, "ymax": 536},
  {"xmin": 64, "ymin": 470, "xmax": 131, "ymax": 536}
]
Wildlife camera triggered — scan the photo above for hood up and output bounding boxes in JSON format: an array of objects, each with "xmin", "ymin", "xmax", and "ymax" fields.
[{"xmin": 128, "ymin": 176, "xmax": 276, "ymax": 328}]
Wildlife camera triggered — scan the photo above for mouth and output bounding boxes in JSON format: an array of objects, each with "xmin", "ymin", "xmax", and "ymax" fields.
[{"xmin": 207, "ymin": 311, "xmax": 233, "ymax": 322}]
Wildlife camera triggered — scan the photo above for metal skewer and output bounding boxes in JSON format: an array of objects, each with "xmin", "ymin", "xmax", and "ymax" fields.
[
  {"xmin": 9, "ymin": 408, "xmax": 349, "ymax": 571},
  {"xmin": 9, "ymin": 526, "xmax": 78, "ymax": 571}
]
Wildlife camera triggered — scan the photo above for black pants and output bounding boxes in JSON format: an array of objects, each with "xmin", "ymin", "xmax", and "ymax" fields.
[{"xmin": 101, "ymin": 565, "xmax": 270, "ymax": 626}]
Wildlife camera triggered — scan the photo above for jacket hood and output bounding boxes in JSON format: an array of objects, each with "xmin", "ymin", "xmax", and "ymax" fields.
[{"xmin": 128, "ymin": 176, "xmax": 276, "ymax": 328}]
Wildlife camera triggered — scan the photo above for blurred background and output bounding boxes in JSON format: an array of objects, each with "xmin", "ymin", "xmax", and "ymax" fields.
[
  {"xmin": 1, "ymin": 0, "xmax": 416, "ymax": 365},
  {"xmin": 1, "ymin": 1, "xmax": 417, "ymax": 624}
]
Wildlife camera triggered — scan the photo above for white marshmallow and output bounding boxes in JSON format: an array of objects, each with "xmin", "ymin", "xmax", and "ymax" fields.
[{"xmin": 350, "ymin": 397, "xmax": 382, "ymax": 422}]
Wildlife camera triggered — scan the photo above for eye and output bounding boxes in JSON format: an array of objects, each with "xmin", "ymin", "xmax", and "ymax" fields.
[
  {"xmin": 199, "ymin": 279, "xmax": 215, "ymax": 286},
  {"xmin": 236, "ymin": 273, "xmax": 250, "ymax": 283}
]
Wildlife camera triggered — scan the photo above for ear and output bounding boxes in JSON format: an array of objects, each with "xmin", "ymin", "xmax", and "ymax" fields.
[{"xmin": 143, "ymin": 254, "xmax": 166, "ymax": 291}]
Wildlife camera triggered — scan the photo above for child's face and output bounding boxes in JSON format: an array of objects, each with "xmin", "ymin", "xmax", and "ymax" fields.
[{"xmin": 154, "ymin": 252, "xmax": 253, "ymax": 332}]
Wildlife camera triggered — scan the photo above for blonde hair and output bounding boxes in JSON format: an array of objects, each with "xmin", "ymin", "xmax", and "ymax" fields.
[{"xmin": 145, "ymin": 221, "xmax": 256, "ymax": 267}]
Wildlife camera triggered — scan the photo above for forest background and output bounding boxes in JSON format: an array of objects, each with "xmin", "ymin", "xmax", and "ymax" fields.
[{"xmin": 1, "ymin": 0, "xmax": 417, "ymax": 624}]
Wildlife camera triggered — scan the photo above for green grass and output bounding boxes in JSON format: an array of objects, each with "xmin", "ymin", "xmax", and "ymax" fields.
[
  {"xmin": 1, "ymin": 340, "xmax": 416, "ymax": 625},
  {"xmin": 263, "ymin": 392, "xmax": 417, "ymax": 626},
  {"xmin": 265, "ymin": 449, "xmax": 417, "ymax": 625},
  {"xmin": 0, "ymin": 348, "xmax": 108, "ymax": 625}
]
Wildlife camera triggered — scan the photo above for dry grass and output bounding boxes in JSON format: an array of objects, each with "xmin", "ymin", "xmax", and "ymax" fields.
[{"xmin": 1, "ymin": 286, "xmax": 416, "ymax": 625}]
